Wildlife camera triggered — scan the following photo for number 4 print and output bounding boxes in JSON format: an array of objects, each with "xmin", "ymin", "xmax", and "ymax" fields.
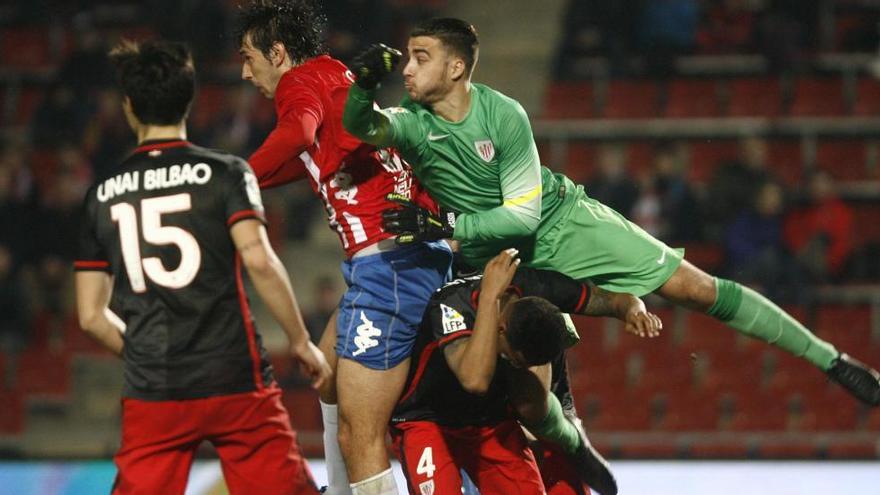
[
  {"xmin": 417, "ymin": 447, "xmax": 436, "ymax": 479},
  {"xmin": 111, "ymin": 193, "xmax": 201, "ymax": 292}
]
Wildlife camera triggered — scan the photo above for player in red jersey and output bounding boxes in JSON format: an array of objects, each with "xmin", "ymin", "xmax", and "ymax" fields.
[
  {"xmin": 235, "ymin": 2, "xmax": 453, "ymax": 493},
  {"xmin": 74, "ymin": 40, "xmax": 331, "ymax": 495}
]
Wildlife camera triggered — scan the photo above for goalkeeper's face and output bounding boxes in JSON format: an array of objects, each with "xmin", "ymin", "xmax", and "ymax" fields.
[{"xmin": 403, "ymin": 36, "xmax": 459, "ymax": 105}]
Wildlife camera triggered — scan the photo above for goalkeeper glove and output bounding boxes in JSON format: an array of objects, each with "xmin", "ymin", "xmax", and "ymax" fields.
[
  {"xmin": 351, "ymin": 43, "xmax": 402, "ymax": 90},
  {"xmin": 382, "ymin": 193, "xmax": 457, "ymax": 245}
]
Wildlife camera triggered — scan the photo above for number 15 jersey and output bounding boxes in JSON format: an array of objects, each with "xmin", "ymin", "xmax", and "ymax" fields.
[{"xmin": 75, "ymin": 139, "xmax": 273, "ymax": 401}]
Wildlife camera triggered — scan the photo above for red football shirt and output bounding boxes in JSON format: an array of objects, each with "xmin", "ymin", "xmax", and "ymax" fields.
[{"xmin": 249, "ymin": 55, "xmax": 434, "ymax": 257}]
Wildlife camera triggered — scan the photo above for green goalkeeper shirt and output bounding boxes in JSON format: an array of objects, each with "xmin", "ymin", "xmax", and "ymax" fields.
[{"xmin": 344, "ymin": 83, "xmax": 575, "ymax": 268}]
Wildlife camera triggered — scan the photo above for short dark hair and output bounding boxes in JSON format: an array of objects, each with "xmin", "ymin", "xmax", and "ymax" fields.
[
  {"xmin": 506, "ymin": 297, "xmax": 567, "ymax": 367},
  {"xmin": 109, "ymin": 40, "xmax": 194, "ymax": 125},
  {"xmin": 235, "ymin": 0, "xmax": 326, "ymax": 62},
  {"xmin": 411, "ymin": 18, "xmax": 479, "ymax": 76}
]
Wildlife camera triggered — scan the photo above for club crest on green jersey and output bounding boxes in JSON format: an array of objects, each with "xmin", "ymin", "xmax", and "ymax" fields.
[{"xmin": 474, "ymin": 140, "xmax": 495, "ymax": 162}]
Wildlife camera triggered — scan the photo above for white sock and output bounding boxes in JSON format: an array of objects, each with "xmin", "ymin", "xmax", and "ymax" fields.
[
  {"xmin": 349, "ymin": 468, "xmax": 397, "ymax": 495},
  {"xmin": 321, "ymin": 401, "xmax": 352, "ymax": 495}
]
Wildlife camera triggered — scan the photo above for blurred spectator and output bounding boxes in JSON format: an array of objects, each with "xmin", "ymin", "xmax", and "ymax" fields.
[
  {"xmin": 638, "ymin": 0, "xmax": 698, "ymax": 76},
  {"xmin": 653, "ymin": 141, "xmax": 702, "ymax": 242},
  {"xmin": 0, "ymin": 244, "xmax": 31, "ymax": 354},
  {"xmin": 554, "ymin": 0, "xmax": 641, "ymax": 77},
  {"xmin": 0, "ymin": 143, "xmax": 38, "ymax": 263},
  {"xmin": 696, "ymin": 0, "xmax": 757, "ymax": 54},
  {"xmin": 724, "ymin": 180, "xmax": 803, "ymax": 300},
  {"xmin": 56, "ymin": 20, "xmax": 114, "ymax": 100},
  {"xmin": 784, "ymin": 170, "xmax": 853, "ymax": 282},
  {"xmin": 754, "ymin": 0, "xmax": 816, "ymax": 72},
  {"xmin": 325, "ymin": 0, "xmax": 394, "ymax": 65},
  {"xmin": 631, "ymin": 171, "xmax": 662, "ymax": 238},
  {"xmin": 147, "ymin": 0, "xmax": 228, "ymax": 64},
  {"xmin": 704, "ymin": 135, "xmax": 777, "ymax": 239},
  {"xmin": 586, "ymin": 143, "xmax": 640, "ymax": 218},
  {"xmin": 303, "ymin": 275, "xmax": 342, "ymax": 343},
  {"xmin": 30, "ymin": 82, "xmax": 90, "ymax": 149},
  {"xmin": 32, "ymin": 145, "xmax": 90, "ymax": 320},
  {"xmin": 83, "ymin": 89, "xmax": 134, "ymax": 179},
  {"xmin": 632, "ymin": 142, "xmax": 701, "ymax": 241},
  {"xmin": 191, "ymin": 86, "xmax": 275, "ymax": 158}
]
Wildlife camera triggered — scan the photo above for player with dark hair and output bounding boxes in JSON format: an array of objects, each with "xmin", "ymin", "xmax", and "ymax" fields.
[
  {"xmin": 343, "ymin": 17, "xmax": 880, "ymax": 407},
  {"xmin": 74, "ymin": 39, "xmax": 330, "ymax": 495},
  {"xmin": 235, "ymin": 2, "xmax": 453, "ymax": 493},
  {"xmin": 392, "ymin": 249, "xmax": 659, "ymax": 495}
]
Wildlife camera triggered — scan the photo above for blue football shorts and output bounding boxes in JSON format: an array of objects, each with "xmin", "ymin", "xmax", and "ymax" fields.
[{"xmin": 336, "ymin": 240, "xmax": 453, "ymax": 370}]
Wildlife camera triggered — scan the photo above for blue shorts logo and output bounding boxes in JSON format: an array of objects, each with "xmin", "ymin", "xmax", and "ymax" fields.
[{"xmin": 352, "ymin": 311, "xmax": 382, "ymax": 356}]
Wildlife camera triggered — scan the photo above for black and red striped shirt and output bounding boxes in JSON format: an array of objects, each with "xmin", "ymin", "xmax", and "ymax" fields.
[
  {"xmin": 391, "ymin": 268, "xmax": 589, "ymax": 427},
  {"xmin": 75, "ymin": 139, "xmax": 273, "ymax": 400}
]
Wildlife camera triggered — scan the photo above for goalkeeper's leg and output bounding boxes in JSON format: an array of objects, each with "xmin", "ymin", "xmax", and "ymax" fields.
[{"xmin": 657, "ymin": 259, "xmax": 880, "ymax": 406}]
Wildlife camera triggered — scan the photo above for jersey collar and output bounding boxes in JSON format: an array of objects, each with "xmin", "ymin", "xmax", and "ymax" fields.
[{"xmin": 132, "ymin": 139, "xmax": 191, "ymax": 155}]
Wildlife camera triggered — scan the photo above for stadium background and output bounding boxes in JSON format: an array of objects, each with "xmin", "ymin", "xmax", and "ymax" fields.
[{"xmin": 0, "ymin": 0, "xmax": 878, "ymax": 493}]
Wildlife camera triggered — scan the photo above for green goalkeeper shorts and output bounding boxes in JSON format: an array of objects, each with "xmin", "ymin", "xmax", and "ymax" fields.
[{"xmin": 528, "ymin": 190, "xmax": 683, "ymax": 297}]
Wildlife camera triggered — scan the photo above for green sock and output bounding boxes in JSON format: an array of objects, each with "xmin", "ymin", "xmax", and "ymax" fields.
[
  {"xmin": 708, "ymin": 278, "xmax": 838, "ymax": 370},
  {"xmin": 523, "ymin": 392, "xmax": 581, "ymax": 454}
]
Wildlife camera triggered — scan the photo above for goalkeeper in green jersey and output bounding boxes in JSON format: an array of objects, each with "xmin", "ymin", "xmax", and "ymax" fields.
[{"xmin": 342, "ymin": 17, "xmax": 880, "ymax": 407}]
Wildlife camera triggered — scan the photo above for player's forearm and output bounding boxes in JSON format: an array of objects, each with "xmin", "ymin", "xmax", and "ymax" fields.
[
  {"xmin": 246, "ymin": 254, "xmax": 312, "ymax": 347},
  {"xmin": 80, "ymin": 313, "xmax": 124, "ymax": 356},
  {"xmin": 453, "ymin": 205, "xmax": 539, "ymax": 242},
  {"xmin": 583, "ymin": 287, "xmax": 640, "ymax": 320},
  {"xmin": 454, "ymin": 294, "xmax": 502, "ymax": 394},
  {"xmin": 342, "ymin": 84, "xmax": 395, "ymax": 147}
]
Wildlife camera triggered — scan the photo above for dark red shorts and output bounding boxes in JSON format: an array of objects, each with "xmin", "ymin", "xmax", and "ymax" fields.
[
  {"xmin": 391, "ymin": 420, "xmax": 544, "ymax": 495},
  {"xmin": 112, "ymin": 387, "xmax": 318, "ymax": 495}
]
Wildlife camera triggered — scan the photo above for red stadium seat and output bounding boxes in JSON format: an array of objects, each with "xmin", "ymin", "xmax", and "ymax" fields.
[
  {"xmin": 688, "ymin": 442, "xmax": 750, "ymax": 458},
  {"xmin": 563, "ymin": 141, "xmax": 596, "ymax": 183},
  {"xmin": 865, "ymin": 407, "xmax": 880, "ymax": 431},
  {"xmin": 727, "ymin": 388, "xmax": 789, "ymax": 431},
  {"xmin": 0, "ymin": 389, "xmax": 25, "ymax": 434},
  {"xmin": 602, "ymin": 80, "xmax": 660, "ymax": 119},
  {"xmin": 0, "ymin": 27, "xmax": 51, "ymax": 68},
  {"xmin": 17, "ymin": 347, "xmax": 70, "ymax": 397},
  {"xmin": 758, "ymin": 442, "xmax": 818, "ymax": 458},
  {"xmin": 665, "ymin": 79, "xmax": 721, "ymax": 118},
  {"xmin": 815, "ymin": 139, "xmax": 872, "ymax": 181},
  {"xmin": 681, "ymin": 313, "xmax": 739, "ymax": 353},
  {"xmin": 853, "ymin": 77, "xmax": 880, "ymax": 116},
  {"xmin": 766, "ymin": 139, "xmax": 803, "ymax": 185},
  {"xmin": 191, "ymin": 84, "xmax": 228, "ymax": 129},
  {"xmin": 789, "ymin": 78, "xmax": 846, "ymax": 116},
  {"xmin": 61, "ymin": 315, "xmax": 108, "ymax": 355},
  {"xmin": 662, "ymin": 388, "xmax": 721, "ymax": 431},
  {"xmin": 850, "ymin": 203, "xmax": 880, "ymax": 247},
  {"xmin": 543, "ymin": 81, "xmax": 594, "ymax": 119},
  {"xmin": 826, "ymin": 442, "xmax": 878, "ymax": 459},
  {"xmin": 815, "ymin": 304, "xmax": 873, "ymax": 351},
  {"xmin": 679, "ymin": 242, "xmax": 724, "ymax": 273},
  {"xmin": 588, "ymin": 387, "xmax": 655, "ymax": 431},
  {"xmin": 618, "ymin": 443, "xmax": 680, "ymax": 458},
  {"xmin": 687, "ymin": 139, "xmax": 738, "ymax": 184},
  {"xmin": 801, "ymin": 387, "xmax": 861, "ymax": 430},
  {"xmin": 12, "ymin": 86, "xmax": 44, "ymax": 126},
  {"xmin": 726, "ymin": 77, "xmax": 782, "ymax": 117}
]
